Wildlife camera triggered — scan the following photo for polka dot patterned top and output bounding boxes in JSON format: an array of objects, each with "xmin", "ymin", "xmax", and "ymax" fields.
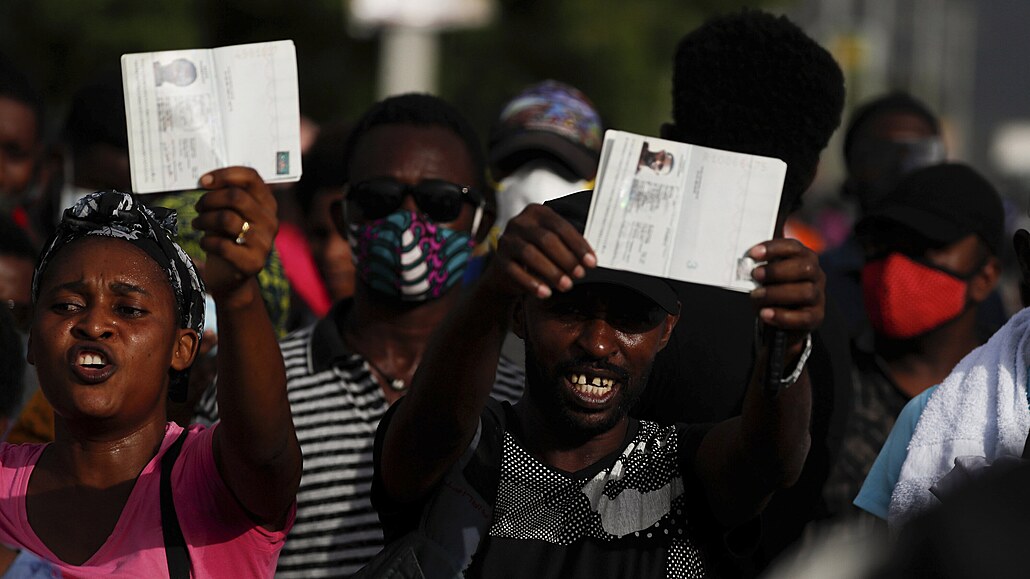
[{"xmin": 488, "ymin": 420, "xmax": 709, "ymax": 578}]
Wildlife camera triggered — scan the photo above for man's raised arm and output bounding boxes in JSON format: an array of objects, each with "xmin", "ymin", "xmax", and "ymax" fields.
[
  {"xmin": 695, "ymin": 238, "xmax": 824, "ymax": 527},
  {"xmin": 379, "ymin": 204, "xmax": 596, "ymax": 504}
]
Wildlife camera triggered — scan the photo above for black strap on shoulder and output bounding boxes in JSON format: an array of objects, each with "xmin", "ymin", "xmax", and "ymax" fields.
[
  {"xmin": 160, "ymin": 428, "xmax": 192, "ymax": 579},
  {"xmin": 466, "ymin": 399, "xmax": 509, "ymax": 507}
]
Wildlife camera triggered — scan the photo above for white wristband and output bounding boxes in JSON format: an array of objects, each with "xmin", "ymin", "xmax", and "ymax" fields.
[{"xmin": 775, "ymin": 333, "xmax": 812, "ymax": 387}]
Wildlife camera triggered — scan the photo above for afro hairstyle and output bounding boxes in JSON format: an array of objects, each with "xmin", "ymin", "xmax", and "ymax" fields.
[
  {"xmin": 669, "ymin": 10, "xmax": 845, "ymax": 215},
  {"xmin": 842, "ymin": 91, "xmax": 940, "ymax": 167},
  {"xmin": 341, "ymin": 93, "xmax": 487, "ymax": 191}
]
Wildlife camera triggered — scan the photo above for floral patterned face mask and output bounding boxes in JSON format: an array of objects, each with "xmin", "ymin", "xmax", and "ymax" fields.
[{"xmin": 347, "ymin": 209, "xmax": 479, "ymax": 302}]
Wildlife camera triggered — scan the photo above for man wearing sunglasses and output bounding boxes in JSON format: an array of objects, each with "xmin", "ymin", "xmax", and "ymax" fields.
[
  {"xmin": 340, "ymin": 176, "xmax": 486, "ymax": 301},
  {"xmin": 200, "ymin": 94, "xmax": 525, "ymax": 577}
]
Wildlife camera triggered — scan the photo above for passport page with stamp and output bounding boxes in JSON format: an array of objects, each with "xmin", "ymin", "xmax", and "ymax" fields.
[
  {"xmin": 122, "ymin": 40, "xmax": 302, "ymax": 194},
  {"xmin": 584, "ymin": 130, "xmax": 785, "ymax": 293}
]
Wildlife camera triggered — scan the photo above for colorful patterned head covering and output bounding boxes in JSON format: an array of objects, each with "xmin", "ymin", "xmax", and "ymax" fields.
[
  {"xmin": 32, "ymin": 190, "xmax": 205, "ymax": 402},
  {"xmin": 488, "ymin": 80, "xmax": 603, "ymax": 181}
]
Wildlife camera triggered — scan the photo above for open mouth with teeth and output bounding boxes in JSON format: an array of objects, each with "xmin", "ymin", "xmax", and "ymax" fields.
[
  {"xmin": 78, "ymin": 352, "xmax": 108, "ymax": 369},
  {"xmin": 70, "ymin": 348, "xmax": 115, "ymax": 384},
  {"xmin": 566, "ymin": 372, "xmax": 618, "ymax": 404}
]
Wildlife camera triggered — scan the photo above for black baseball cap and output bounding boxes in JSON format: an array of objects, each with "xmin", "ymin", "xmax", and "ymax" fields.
[
  {"xmin": 856, "ymin": 162, "xmax": 1004, "ymax": 255},
  {"xmin": 544, "ymin": 190, "xmax": 679, "ymax": 314}
]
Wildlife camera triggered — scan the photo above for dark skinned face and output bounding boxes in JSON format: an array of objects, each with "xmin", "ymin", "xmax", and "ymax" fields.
[
  {"xmin": 861, "ymin": 227, "xmax": 987, "ymax": 281},
  {"xmin": 0, "ymin": 96, "xmax": 40, "ymax": 202},
  {"xmin": 336, "ymin": 124, "xmax": 490, "ymax": 307},
  {"xmin": 0, "ymin": 253, "xmax": 33, "ymax": 332},
  {"xmin": 514, "ymin": 283, "xmax": 677, "ymax": 438},
  {"xmin": 342, "ymin": 124, "xmax": 480, "ymax": 234},
  {"xmin": 307, "ymin": 187, "xmax": 354, "ymax": 301},
  {"xmin": 846, "ymin": 111, "xmax": 941, "ymax": 212},
  {"xmin": 28, "ymin": 237, "xmax": 197, "ymax": 429}
]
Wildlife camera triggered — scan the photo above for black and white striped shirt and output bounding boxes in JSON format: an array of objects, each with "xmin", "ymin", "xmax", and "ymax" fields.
[{"xmin": 197, "ymin": 301, "xmax": 524, "ymax": 577}]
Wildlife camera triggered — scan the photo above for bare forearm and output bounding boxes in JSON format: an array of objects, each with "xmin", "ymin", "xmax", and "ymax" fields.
[
  {"xmin": 380, "ymin": 202, "xmax": 596, "ymax": 503},
  {"xmin": 739, "ymin": 354, "xmax": 812, "ymax": 488},
  {"xmin": 381, "ymin": 279, "xmax": 513, "ymax": 503},
  {"xmin": 190, "ymin": 166, "xmax": 300, "ymax": 527},
  {"xmin": 698, "ymin": 345, "xmax": 813, "ymax": 526},
  {"xmin": 696, "ymin": 239, "xmax": 823, "ymax": 526},
  {"xmin": 214, "ymin": 280, "xmax": 301, "ymax": 523}
]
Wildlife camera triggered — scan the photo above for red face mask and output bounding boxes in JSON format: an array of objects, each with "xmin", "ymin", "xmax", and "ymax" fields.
[{"xmin": 862, "ymin": 252, "xmax": 971, "ymax": 339}]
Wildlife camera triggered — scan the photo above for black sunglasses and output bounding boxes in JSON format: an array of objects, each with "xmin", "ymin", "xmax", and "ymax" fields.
[{"xmin": 346, "ymin": 178, "xmax": 483, "ymax": 222}]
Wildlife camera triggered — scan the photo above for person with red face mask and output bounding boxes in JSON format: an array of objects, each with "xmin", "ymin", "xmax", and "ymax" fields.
[{"xmin": 824, "ymin": 162, "xmax": 1004, "ymax": 521}]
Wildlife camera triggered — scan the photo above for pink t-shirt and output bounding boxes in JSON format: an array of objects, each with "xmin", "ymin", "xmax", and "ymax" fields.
[{"xmin": 0, "ymin": 423, "xmax": 295, "ymax": 578}]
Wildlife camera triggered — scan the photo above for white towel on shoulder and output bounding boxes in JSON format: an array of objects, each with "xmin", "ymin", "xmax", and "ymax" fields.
[{"xmin": 887, "ymin": 306, "xmax": 1030, "ymax": 529}]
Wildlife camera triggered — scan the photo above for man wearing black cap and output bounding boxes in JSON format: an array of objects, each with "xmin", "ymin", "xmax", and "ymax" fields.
[
  {"xmin": 822, "ymin": 92, "xmax": 947, "ymax": 340},
  {"xmin": 369, "ymin": 189, "xmax": 825, "ymax": 578},
  {"xmin": 825, "ymin": 163, "xmax": 1003, "ymax": 520}
]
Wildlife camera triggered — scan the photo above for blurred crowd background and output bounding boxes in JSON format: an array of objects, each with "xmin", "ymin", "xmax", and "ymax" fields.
[
  {"xmin": 2, "ymin": 0, "xmax": 1027, "ymax": 188},
  {"xmin": 5, "ymin": 0, "xmax": 1030, "ymax": 267},
  {"xmin": 5, "ymin": 3, "xmax": 1030, "ymax": 576}
]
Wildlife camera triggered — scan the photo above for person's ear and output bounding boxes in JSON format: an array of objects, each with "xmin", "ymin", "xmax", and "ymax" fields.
[
  {"xmin": 171, "ymin": 328, "xmax": 200, "ymax": 371},
  {"xmin": 969, "ymin": 255, "xmax": 1001, "ymax": 303},
  {"xmin": 511, "ymin": 296, "xmax": 527, "ymax": 340},
  {"xmin": 655, "ymin": 303, "xmax": 681, "ymax": 352}
]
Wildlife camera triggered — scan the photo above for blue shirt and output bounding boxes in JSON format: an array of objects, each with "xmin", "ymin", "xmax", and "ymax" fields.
[{"xmin": 853, "ymin": 385, "xmax": 937, "ymax": 519}]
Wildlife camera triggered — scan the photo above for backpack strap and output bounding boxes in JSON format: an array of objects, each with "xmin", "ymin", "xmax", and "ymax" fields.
[
  {"xmin": 160, "ymin": 428, "xmax": 192, "ymax": 579},
  {"xmin": 461, "ymin": 399, "xmax": 507, "ymax": 507}
]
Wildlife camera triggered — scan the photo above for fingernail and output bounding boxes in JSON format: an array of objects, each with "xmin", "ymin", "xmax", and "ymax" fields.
[
  {"xmin": 572, "ymin": 265, "xmax": 586, "ymax": 279},
  {"xmin": 752, "ymin": 266, "xmax": 766, "ymax": 282},
  {"xmin": 537, "ymin": 284, "xmax": 552, "ymax": 299},
  {"xmin": 751, "ymin": 287, "xmax": 766, "ymax": 299},
  {"xmin": 749, "ymin": 244, "xmax": 767, "ymax": 259},
  {"xmin": 199, "ymin": 174, "xmax": 214, "ymax": 187},
  {"xmin": 558, "ymin": 275, "xmax": 573, "ymax": 291},
  {"xmin": 760, "ymin": 308, "xmax": 775, "ymax": 322},
  {"xmin": 583, "ymin": 253, "xmax": 597, "ymax": 268}
]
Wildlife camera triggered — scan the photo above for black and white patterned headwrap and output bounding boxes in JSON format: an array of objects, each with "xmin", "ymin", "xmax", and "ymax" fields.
[{"xmin": 32, "ymin": 191, "xmax": 206, "ymax": 402}]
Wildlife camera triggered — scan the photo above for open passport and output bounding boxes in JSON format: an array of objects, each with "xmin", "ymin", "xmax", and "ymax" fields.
[
  {"xmin": 122, "ymin": 40, "xmax": 302, "ymax": 194},
  {"xmin": 584, "ymin": 130, "xmax": 786, "ymax": 293}
]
